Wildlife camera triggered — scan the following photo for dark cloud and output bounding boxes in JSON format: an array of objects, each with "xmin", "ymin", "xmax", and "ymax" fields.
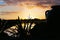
[
  {"xmin": 0, "ymin": 4, "xmax": 6, "ymax": 8},
  {"xmin": 3, "ymin": 0, "xmax": 60, "ymax": 5},
  {"xmin": 0, "ymin": 11, "xmax": 18, "ymax": 15},
  {"xmin": 54, "ymin": 0, "xmax": 60, "ymax": 5}
]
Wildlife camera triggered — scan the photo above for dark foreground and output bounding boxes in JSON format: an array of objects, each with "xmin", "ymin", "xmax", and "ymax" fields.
[
  {"xmin": 0, "ymin": 5, "xmax": 60, "ymax": 40},
  {"xmin": 0, "ymin": 19, "xmax": 47, "ymax": 40}
]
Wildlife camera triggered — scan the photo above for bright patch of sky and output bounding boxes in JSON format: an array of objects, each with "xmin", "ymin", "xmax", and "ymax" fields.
[{"xmin": 0, "ymin": 0, "xmax": 5, "ymax": 5}]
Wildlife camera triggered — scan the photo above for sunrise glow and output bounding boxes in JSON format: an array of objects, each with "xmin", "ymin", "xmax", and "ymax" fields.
[{"xmin": 0, "ymin": 1, "xmax": 51, "ymax": 20}]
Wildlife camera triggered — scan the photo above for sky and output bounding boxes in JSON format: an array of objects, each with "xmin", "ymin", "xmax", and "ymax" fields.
[{"xmin": 0, "ymin": 0, "xmax": 60, "ymax": 19}]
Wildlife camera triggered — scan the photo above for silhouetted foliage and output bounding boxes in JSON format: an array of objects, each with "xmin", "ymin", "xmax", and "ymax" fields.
[{"xmin": 0, "ymin": 18, "xmax": 47, "ymax": 40}]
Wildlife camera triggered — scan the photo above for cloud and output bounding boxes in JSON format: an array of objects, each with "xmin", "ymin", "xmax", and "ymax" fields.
[
  {"xmin": 0, "ymin": 5, "xmax": 21, "ymax": 15},
  {"xmin": 0, "ymin": 12, "xmax": 18, "ymax": 15},
  {"xmin": 3, "ymin": 0, "xmax": 60, "ymax": 5},
  {"xmin": 0, "ymin": 5, "xmax": 6, "ymax": 8}
]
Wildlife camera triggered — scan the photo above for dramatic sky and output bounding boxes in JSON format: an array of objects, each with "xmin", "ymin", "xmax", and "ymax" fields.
[{"xmin": 0, "ymin": 0, "xmax": 60, "ymax": 19}]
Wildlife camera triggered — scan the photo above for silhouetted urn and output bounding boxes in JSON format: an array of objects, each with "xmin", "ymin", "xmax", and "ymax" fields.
[{"xmin": 45, "ymin": 5, "xmax": 60, "ymax": 19}]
